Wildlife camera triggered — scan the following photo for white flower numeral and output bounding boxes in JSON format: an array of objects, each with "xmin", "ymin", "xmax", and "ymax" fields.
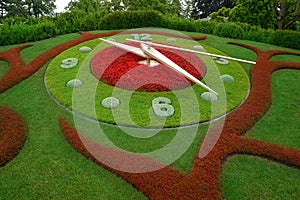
[
  {"xmin": 152, "ymin": 97, "xmax": 175, "ymax": 118},
  {"xmin": 131, "ymin": 34, "xmax": 152, "ymax": 41}
]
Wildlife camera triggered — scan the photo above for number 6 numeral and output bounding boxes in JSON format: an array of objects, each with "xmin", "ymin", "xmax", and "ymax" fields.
[{"xmin": 152, "ymin": 97, "xmax": 175, "ymax": 118}]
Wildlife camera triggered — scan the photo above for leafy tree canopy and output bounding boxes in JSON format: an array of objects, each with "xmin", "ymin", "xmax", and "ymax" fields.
[
  {"xmin": 191, "ymin": 0, "xmax": 236, "ymax": 19},
  {"xmin": 66, "ymin": 0, "xmax": 182, "ymax": 16},
  {"xmin": 211, "ymin": 0, "xmax": 300, "ymax": 29},
  {"xmin": 0, "ymin": 0, "xmax": 55, "ymax": 20},
  {"xmin": 269, "ymin": 0, "xmax": 300, "ymax": 29},
  {"xmin": 229, "ymin": 0, "xmax": 276, "ymax": 29}
]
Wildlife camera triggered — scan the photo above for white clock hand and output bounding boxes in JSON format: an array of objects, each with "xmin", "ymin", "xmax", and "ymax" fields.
[
  {"xmin": 127, "ymin": 39, "xmax": 256, "ymax": 65},
  {"xmin": 99, "ymin": 38, "xmax": 149, "ymax": 59},
  {"xmin": 140, "ymin": 43, "xmax": 219, "ymax": 96}
]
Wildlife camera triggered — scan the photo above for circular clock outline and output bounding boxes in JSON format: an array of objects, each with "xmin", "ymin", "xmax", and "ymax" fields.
[{"xmin": 44, "ymin": 28, "xmax": 250, "ymax": 129}]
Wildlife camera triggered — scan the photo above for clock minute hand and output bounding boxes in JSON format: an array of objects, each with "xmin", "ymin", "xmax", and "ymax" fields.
[
  {"xmin": 140, "ymin": 43, "xmax": 219, "ymax": 96},
  {"xmin": 127, "ymin": 38, "xmax": 256, "ymax": 65},
  {"xmin": 99, "ymin": 38, "xmax": 149, "ymax": 58}
]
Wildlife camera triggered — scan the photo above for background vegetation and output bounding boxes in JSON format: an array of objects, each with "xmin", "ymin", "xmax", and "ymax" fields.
[{"xmin": 0, "ymin": 0, "xmax": 300, "ymax": 47}]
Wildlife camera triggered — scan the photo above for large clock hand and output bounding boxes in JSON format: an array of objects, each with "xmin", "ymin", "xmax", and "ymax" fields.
[
  {"xmin": 99, "ymin": 38, "xmax": 149, "ymax": 58},
  {"xmin": 140, "ymin": 43, "xmax": 219, "ymax": 96},
  {"xmin": 127, "ymin": 39, "xmax": 256, "ymax": 65}
]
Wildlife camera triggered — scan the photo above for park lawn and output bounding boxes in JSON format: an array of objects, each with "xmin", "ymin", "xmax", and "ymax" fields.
[{"xmin": 0, "ymin": 30, "xmax": 299, "ymax": 199}]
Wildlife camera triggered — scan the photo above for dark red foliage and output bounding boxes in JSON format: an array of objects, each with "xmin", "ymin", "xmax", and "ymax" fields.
[
  {"xmin": 0, "ymin": 106, "xmax": 26, "ymax": 167},
  {"xmin": 91, "ymin": 42, "xmax": 206, "ymax": 92},
  {"xmin": 60, "ymin": 41, "xmax": 300, "ymax": 199}
]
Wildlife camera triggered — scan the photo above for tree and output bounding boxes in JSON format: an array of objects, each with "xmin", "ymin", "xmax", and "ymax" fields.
[
  {"xmin": 25, "ymin": 0, "xmax": 56, "ymax": 18},
  {"xmin": 66, "ymin": 0, "xmax": 182, "ymax": 16},
  {"xmin": 66, "ymin": 0, "xmax": 104, "ymax": 13},
  {"xmin": 180, "ymin": 0, "xmax": 195, "ymax": 18},
  {"xmin": 0, "ymin": 0, "xmax": 27, "ymax": 19},
  {"xmin": 109, "ymin": 0, "xmax": 182, "ymax": 16},
  {"xmin": 0, "ymin": 0, "xmax": 56, "ymax": 19},
  {"xmin": 0, "ymin": 0, "xmax": 8, "ymax": 19},
  {"xmin": 229, "ymin": 0, "xmax": 276, "ymax": 29},
  {"xmin": 191, "ymin": 0, "xmax": 236, "ymax": 19},
  {"xmin": 220, "ymin": 0, "xmax": 300, "ymax": 29},
  {"xmin": 269, "ymin": 0, "xmax": 300, "ymax": 29}
]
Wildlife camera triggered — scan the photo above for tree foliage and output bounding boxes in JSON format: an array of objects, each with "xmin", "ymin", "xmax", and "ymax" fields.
[
  {"xmin": 0, "ymin": 0, "xmax": 26, "ymax": 20},
  {"xmin": 229, "ymin": 0, "xmax": 276, "ymax": 29},
  {"xmin": 211, "ymin": 0, "xmax": 300, "ymax": 29},
  {"xmin": 0, "ymin": 0, "xmax": 55, "ymax": 20},
  {"xmin": 66, "ymin": 0, "xmax": 105, "ymax": 13},
  {"xmin": 66, "ymin": 0, "xmax": 182, "ymax": 16},
  {"xmin": 25, "ymin": 0, "xmax": 56, "ymax": 18},
  {"xmin": 269, "ymin": 0, "xmax": 300, "ymax": 29},
  {"xmin": 191, "ymin": 0, "xmax": 236, "ymax": 19}
]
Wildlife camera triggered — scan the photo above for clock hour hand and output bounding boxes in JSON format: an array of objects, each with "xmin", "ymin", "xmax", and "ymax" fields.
[
  {"xmin": 99, "ymin": 38, "xmax": 149, "ymax": 58},
  {"xmin": 140, "ymin": 43, "xmax": 219, "ymax": 96}
]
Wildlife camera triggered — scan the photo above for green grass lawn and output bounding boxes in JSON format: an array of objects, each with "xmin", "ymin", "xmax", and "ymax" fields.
[{"xmin": 0, "ymin": 30, "xmax": 299, "ymax": 199}]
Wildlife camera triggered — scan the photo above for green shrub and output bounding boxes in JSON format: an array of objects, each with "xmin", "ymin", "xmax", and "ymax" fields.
[
  {"xmin": 194, "ymin": 20, "xmax": 217, "ymax": 34},
  {"xmin": 214, "ymin": 22, "xmax": 244, "ymax": 39},
  {"xmin": 162, "ymin": 16, "xmax": 197, "ymax": 32},
  {"xmin": 1, "ymin": 11, "xmax": 300, "ymax": 50},
  {"xmin": 243, "ymin": 28, "xmax": 274, "ymax": 43},
  {"xmin": 210, "ymin": 7, "xmax": 231, "ymax": 22},
  {"xmin": 0, "ymin": 21, "xmax": 56, "ymax": 45},
  {"xmin": 269, "ymin": 30, "xmax": 300, "ymax": 49},
  {"xmin": 54, "ymin": 10, "xmax": 88, "ymax": 34}
]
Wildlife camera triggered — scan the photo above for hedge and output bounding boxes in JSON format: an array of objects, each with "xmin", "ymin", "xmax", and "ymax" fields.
[
  {"xmin": 1, "ymin": 10, "xmax": 300, "ymax": 50},
  {"xmin": 269, "ymin": 30, "xmax": 300, "ymax": 50}
]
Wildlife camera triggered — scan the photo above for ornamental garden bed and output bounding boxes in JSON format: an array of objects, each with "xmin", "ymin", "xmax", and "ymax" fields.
[
  {"xmin": 0, "ymin": 29, "xmax": 299, "ymax": 199},
  {"xmin": 44, "ymin": 31, "xmax": 249, "ymax": 128}
]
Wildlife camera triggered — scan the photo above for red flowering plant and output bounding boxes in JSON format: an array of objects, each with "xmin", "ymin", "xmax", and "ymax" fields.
[{"xmin": 91, "ymin": 42, "xmax": 206, "ymax": 92}]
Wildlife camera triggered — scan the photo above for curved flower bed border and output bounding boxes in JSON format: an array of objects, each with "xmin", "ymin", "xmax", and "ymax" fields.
[
  {"xmin": 0, "ymin": 106, "xmax": 26, "ymax": 167},
  {"xmin": 60, "ymin": 42, "xmax": 300, "ymax": 199},
  {"xmin": 0, "ymin": 31, "xmax": 206, "ymax": 167}
]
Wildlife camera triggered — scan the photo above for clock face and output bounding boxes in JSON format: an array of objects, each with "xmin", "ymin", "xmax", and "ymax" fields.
[{"xmin": 45, "ymin": 28, "xmax": 250, "ymax": 128}]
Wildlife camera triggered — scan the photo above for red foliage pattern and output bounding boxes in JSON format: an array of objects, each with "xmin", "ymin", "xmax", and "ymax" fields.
[
  {"xmin": 91, "ymin": 42, "xmax": 206, "ymax": 92},
  {"xmin": 60, "ymin": 42, "xmax": 300, "ymax": 199},
  {"xmin": 0, "ymin": 106, "xmax": 26, "ymax": 167},
  {"xmin": 0, "ymin": 31, "xmax": 206, "ymax": 166}
]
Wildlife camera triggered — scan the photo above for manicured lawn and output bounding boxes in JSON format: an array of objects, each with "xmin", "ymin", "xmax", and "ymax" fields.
[{"xmin": 0, "ymin": 30, "xmax": 299, "ymax": 199}]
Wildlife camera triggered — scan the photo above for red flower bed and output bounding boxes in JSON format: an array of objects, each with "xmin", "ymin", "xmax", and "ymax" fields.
[
  {"xmin": 91, "ymin": 42, "xmax": 206, "ymax": 92},
  {"xmin": 0, "ymin": 106, "xmax": 26, "ymax": 167}
]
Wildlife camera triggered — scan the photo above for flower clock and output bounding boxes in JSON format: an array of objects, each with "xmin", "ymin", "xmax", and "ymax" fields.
[
  {"xmin": 0, "ymin": 28, "xmax": 300, "ymax": 199},
  {"xmin": 45, "ymin": 29, "xmax": 250, "ymax": 128}
]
